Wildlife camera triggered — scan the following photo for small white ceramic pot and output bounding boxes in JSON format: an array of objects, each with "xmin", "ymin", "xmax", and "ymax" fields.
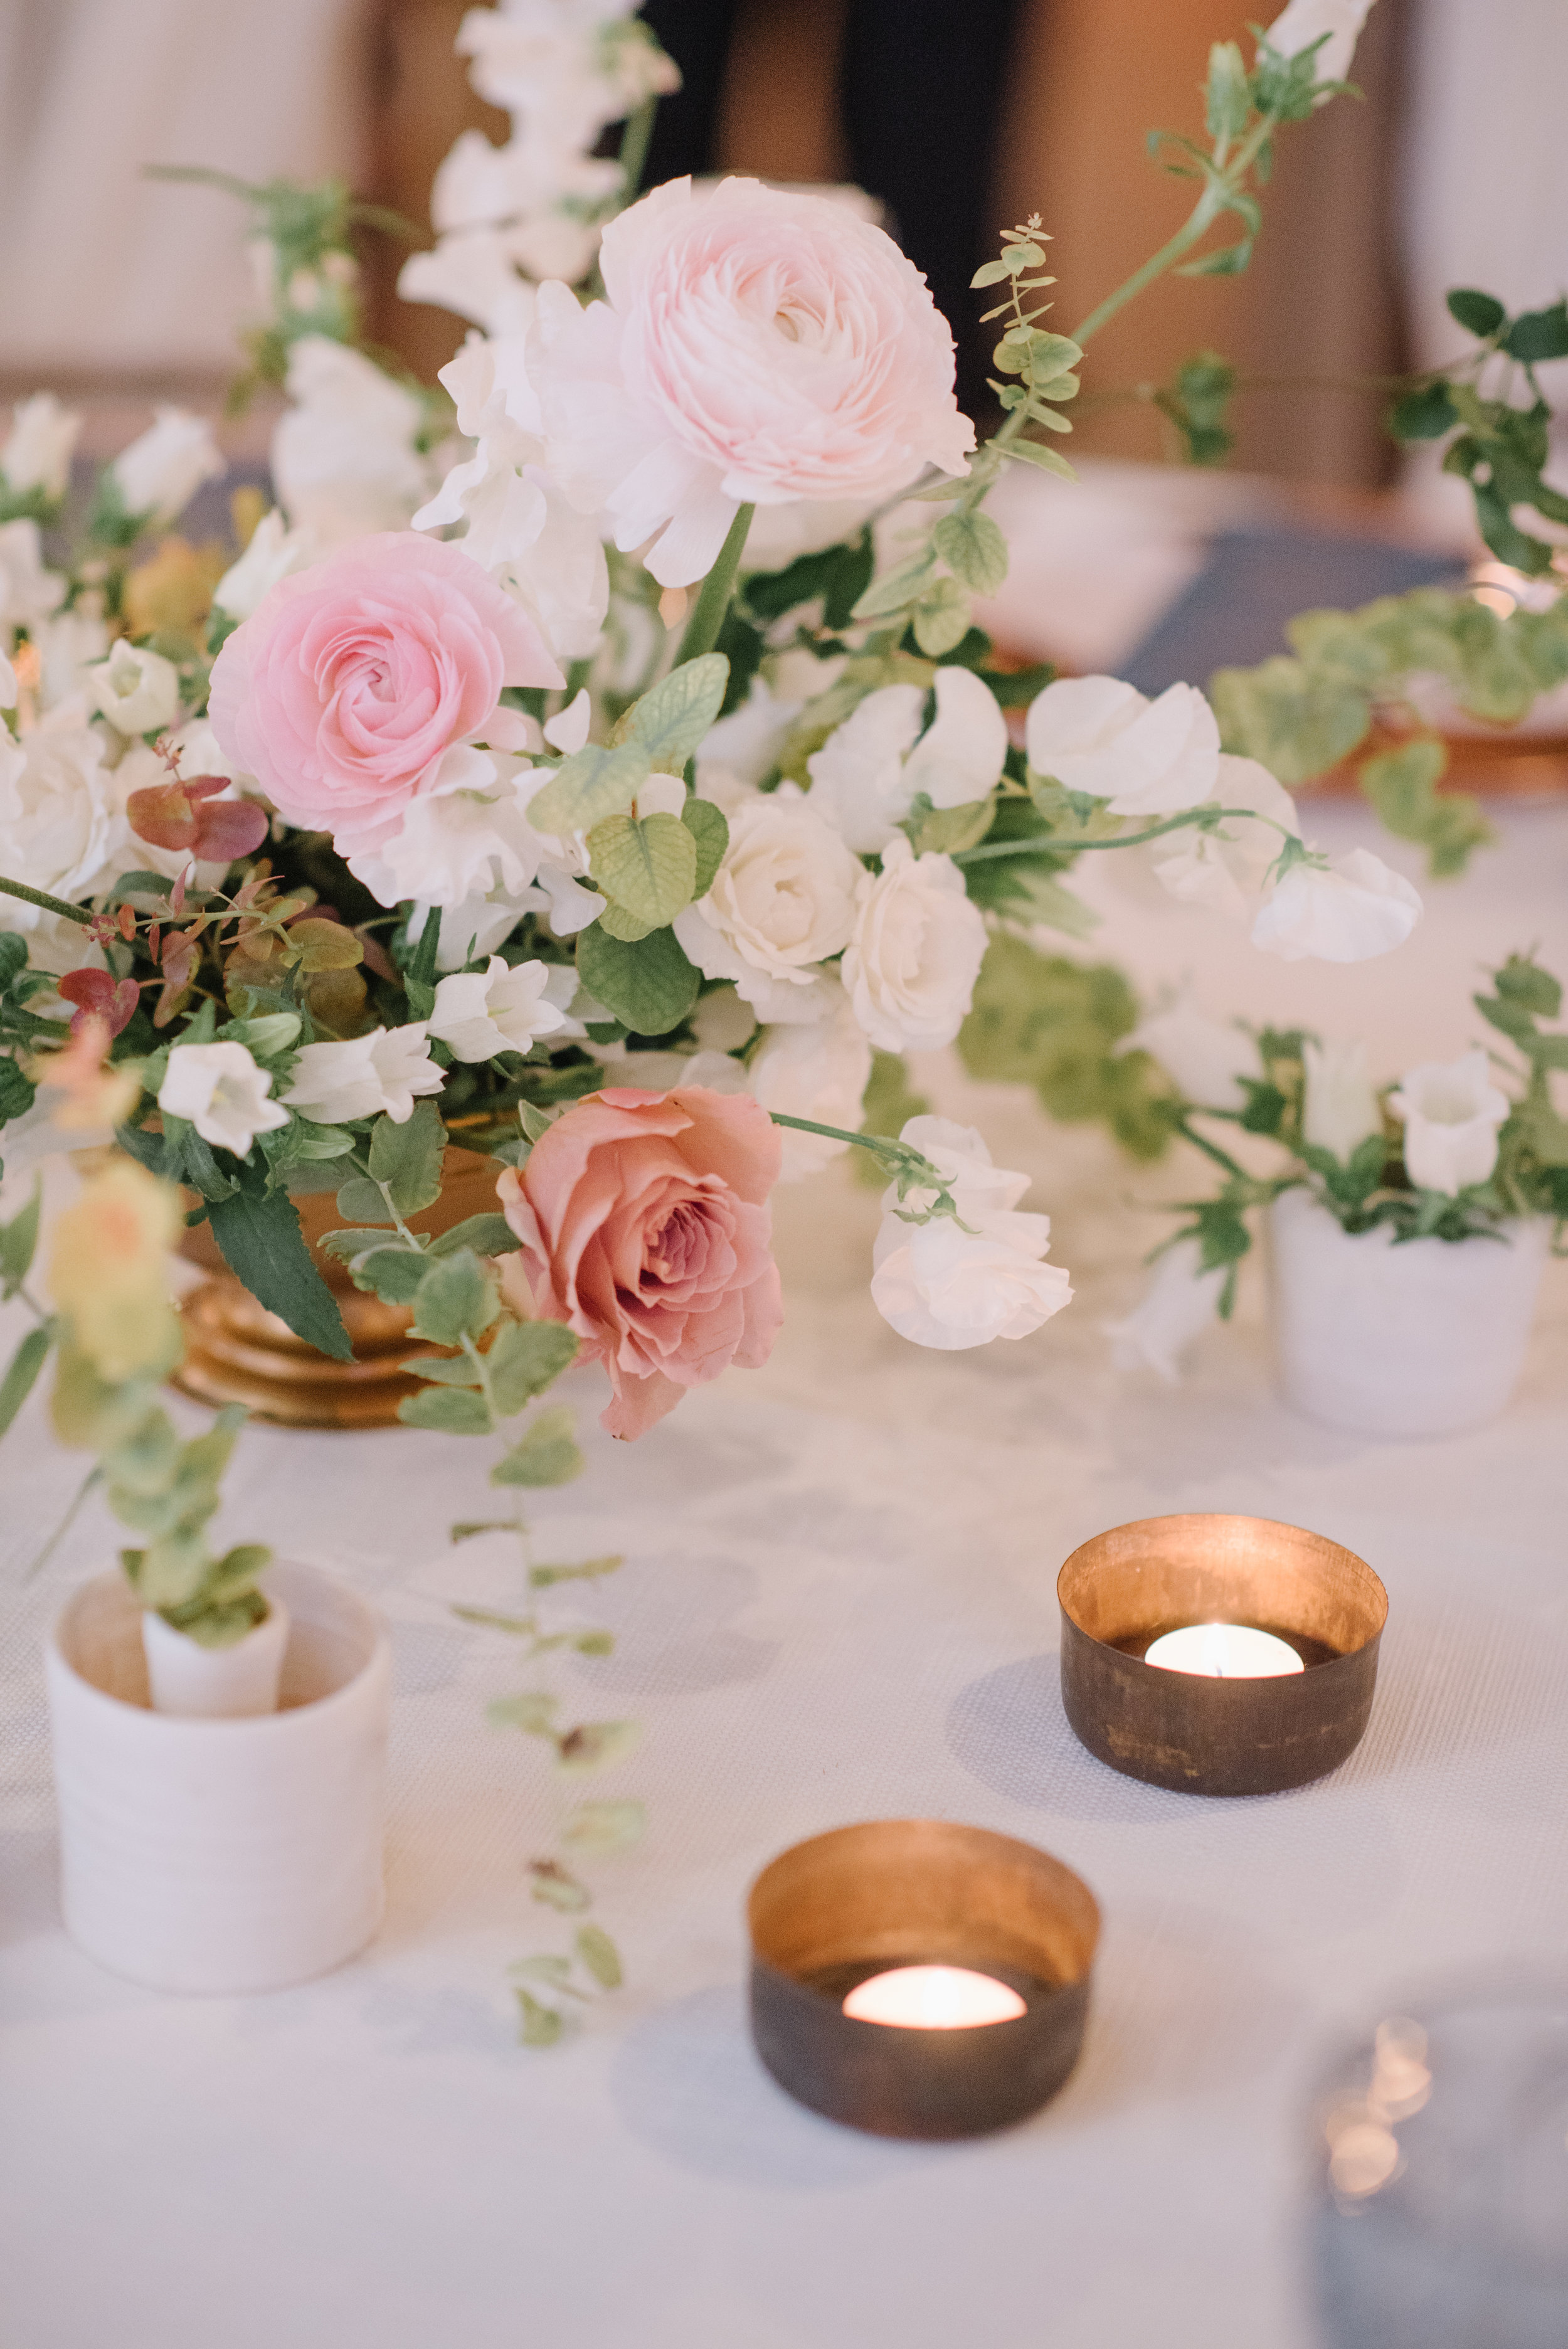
[
  {"xmin": 1269, "ymin": 1187, "xmax": 1550, "ymax": 1440},
  {"xmin": 141, "ymin": 1595, "xmax": 290, "ymax": 1717},
  {"xmin": 46, "ymin": 1560, "xmax": 391, "ymax": 1994}
]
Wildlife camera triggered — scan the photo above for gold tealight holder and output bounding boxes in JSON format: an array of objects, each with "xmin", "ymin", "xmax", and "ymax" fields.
[
  {"xmin": 1057, "ymin": 1513, "xmax": 1387, "ymax": 1797},
  {"xmin": 748, "ymin": 1820, "xmax": 1099, "ymax": 2140}
]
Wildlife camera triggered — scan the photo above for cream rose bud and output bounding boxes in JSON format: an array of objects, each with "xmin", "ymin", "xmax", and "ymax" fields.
[
  {"xmin": 1150, "ymin": 753, "xmax": 1300, "ymax": 921},
  {"xmin": 3, "ymin": 393, "xmax": 82, "ymax": 501},
  {"xmin": 213, "ymin": 509, "xmax": 312, "ymax": 622},
  {"xmin": 748, "ymin": 990, "xmax": 874, "ymax": 1180},
  {"xmin": 1387, "ymin": 1049, "xmax": 1510, "ymax": 1196},
  {"xmin": 674, "ymin": 792, "xmax": 861, "ymax": 1024},
  {"xmin": 1025, "ymin": 675, "xmax": 1220, "ymax": 818},
  {"xmin": 157, "ymin": 1042, "xmax": 290, "ymax": 1157},
  {"xmin": 109, "ymin": 406, "xmax": 224, "ymax": 524},
  {"xmin": 871, "ymin": 1116, "xmax": 1071, "ymax": 1349},
  {"xmin": 1252, "ymin": 845, "xmax": 1421, "ymax": 962},
  {"xmin": 1264, "ymin": 0, "xmax": 1375, "ymax": 82},
  {"xmin": 85, "ymin": 642, "xmax": 183, "ymax": 738},
  {"xmin": 427, "ymin": 955, "xmax": 573, "ymax": 1062},
  {"xmin": 1120, "ymin": 990, "xmax": 1250, "ymax": 1110},
  {"xmin": 1301, "ymin": 1038, "xmax": 1382, "ymax": 1162},
  {"xmin": 1105, "ymin": 1238, "xmax": 1228, "ymax": 1382},
  {"xmin": 842, "ymin": 836, "xmax": 988, "ymax": 1053},
  {"xmin": 282, "ymin": 1026, "xmax": 445, "ymax": 1126}
]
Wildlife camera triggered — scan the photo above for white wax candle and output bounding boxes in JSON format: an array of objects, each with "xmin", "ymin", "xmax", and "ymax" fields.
[
  {"xmin": 841, "ymin": 1963, "xmax": 1027, "ymax": 2029},
  {"xmin": 1143, "ymin": 1622, "xmax": 1305, "ymax": 1678}
]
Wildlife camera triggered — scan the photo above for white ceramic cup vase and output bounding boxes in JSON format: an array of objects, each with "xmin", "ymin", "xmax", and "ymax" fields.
[
  {"xmin": 141, "ymin": 1596, "xmax": 291, "ymax": 1717},
  {"xmin": 1269, "ymin": 1187, "xmax": 1550, "ymax": 1440},
  {"xmin": 46, "ymin": 1559, "xmax": 391, "ymax": 1994}
]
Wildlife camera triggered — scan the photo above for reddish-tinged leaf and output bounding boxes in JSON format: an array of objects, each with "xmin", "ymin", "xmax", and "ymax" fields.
[
  {"xmin": 116, "ymin": 903, "xmax": 136, "ymax": 942},
  {"xmin": 126, "ymin": 781, "xmax": 197, "ymax": 852},
  {"xmin": 192, "ymin": 798, "xmax": 268, "ymax": 861},
  {"xmin": 160, "ymin": 931, "xmax": 199, "ymax": 990},
  {"xmin": 58, "ymin": 968, "xmax": 139, "ymax": 1037},
  {"xmin": 146, "ymin": 923, "xmax": 161, "ymax": 962},
  {"xmin": 356, "ymin": 927, "xmax": 398, "ymax": 982},
  {"xmin": 181, "ymin": 773, "xmax": 230, "ymax": 802},
  {"xmin": 169, "ymin": 867, "xmax": 188, "ymax": 915}
]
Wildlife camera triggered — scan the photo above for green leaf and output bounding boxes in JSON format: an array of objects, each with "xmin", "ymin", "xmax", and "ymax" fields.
[
  {"xmin": 557, "ymin": 1719, "xmax": 640, "ymax": 1774},
  {"xmin": 575, "ymin": 1924, "xmax": 623, "ymax": 1990},
  {"xmin": 576, "ymin": 920, "xmax": 700, "ymax": 1036},
  {"xmin": 970, "ymin": 257, "xmax": 1011, "ymax": 288},
  {"xmin": 487, "ymin": 1690, "xmax": 558, "ymax": 1735},
  {"xmin": 0, "ymin": 1176, "xmax": 41, "ymax": 1296},
  {"xmin": 1493, "ymin": 954, "xmax": 1562, "ymax": 1019},
  {"xmin": 427, "ymin": 1213, "xmax": 520, "ymax": 1259},
  {"xmin": 405, "ymin": 1350, "xmax": 485, "ymax": 1387},
  {"xmin": 615, "ymin": 654, "xmax": 729, "ymax": 772},
  {"xmin": 681, "ymin": 797, "xmax": 729, "ymax": 898},
  {"xmin": 509, "ymin": 1953, "xmax": 574, "ymax": 1988},
  {"xmin": 1388, "ymin": 381, "xmax": 1458, "ymax": 442},
  {"xmin": 334, "ymin": 1177, "xmax": 396, "ymax": 1225},
  {"xmin": 588, "ymin": 810, "xmax": 698, "ymax": 928},
  {"xmin": 850, "ymin": 551, "xmax": 937, "ymax": 624},
  {"xmin": 208, "ymin": 1167, "xmax": 352, "ymax": 1360},
  {"xmin": 744, "ymin": 537, "xmax": 874, "ymax": 630},
  {"xmin": 530, "ymin": 1859, "xmax": 591, "ymax": 1911},
  {"xmin": 450, "ymin": 1600, "xmax": 534, "ymax": 1628},
  {"xmin": 530, "ymin": 1553, "xmax": 623, "ymax": 1588},
  {"xmin": 912, "ymin": 577, "xmax": 972, "ymax": 657},
  {"xmin": 319, "ymin": 1226, "xmax": 406, "ymax": 1262},
  {"xmin": 563, "ymin": 1800, "xmax": 646, "ymax": 1855},
  {"xmin": 1006, "ymin": 438, "xmax": 1076, "ymax": 481},
  {"xmin": 487, "ymin": 1318, "xmax": 578, "ymax": 1415},
  {"xmin": 492, "ymin": 1403, "xmax": 583, "ymax": 1487},
  {"xmin": 0, "ymin": 1322, "xmax": 53, "ymax": 1437},
  {"xmin": 1446, "ymin": 287, "xmax": 1507, "ymax": 339},
  {"xmin": 1504, "ymin": 299, "xmax": 1568, "ymax": 363},
  {"xmin": 408, "ymin": 1248, "xmax": 499, "ymax": 1345},
  {"xmin": 528, "ymin": 741, "xmax": 650, "ymax": 837},
  {"xmin": 398, "ymin": 1382, "xmax": 494, "ymax": 1434},
  {"xmin": 1180, "ymin": 237, "xmax": 1253, "ymax": 278},
  {"xmin": 933, "ymin": 511, "xmax": 1009, "ymax": 595},
  {"xmin": 516, "ymin": 1989, "xmax": 564, "ymax": 2048},
  {"xmin": 596, "ymin": 900, "xmax": 659, "ymax": 943},
  {"xmin": 368, "ymin": 1099, "xmax": 446, "ymax": 1216},
  {"xmin": 1205, "ymin": 38, "xmax": 1251, "ymax": 138},
  {"xmin": 0, "ymin": 1056, "xmax": 37, "ymax": 1128},
  {"xmin": 1359, "ymin": 739, "xmax": 1493, "ymax": 877},
  {"xmin": 349, "ymin": 1247, "xmax": 429, "ymax": 1305}
]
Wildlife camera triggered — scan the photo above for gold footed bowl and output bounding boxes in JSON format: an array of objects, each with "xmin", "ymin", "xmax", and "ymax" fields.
[{"xmin": 173, "ymin": 1145, "xmax": 505, "ymax": 1429}]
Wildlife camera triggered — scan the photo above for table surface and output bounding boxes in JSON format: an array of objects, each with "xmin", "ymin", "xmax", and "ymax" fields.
[{"xmin": 3, "ymin": 792, "xmax": 1567, "ymax": 2349}]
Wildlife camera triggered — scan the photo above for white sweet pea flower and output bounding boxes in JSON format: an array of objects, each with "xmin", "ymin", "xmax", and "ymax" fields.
[
  {"xmin": 1252, "ymin": 845, "xmax": 1422, "ymax": 962},
  {"xmin": 413, "ymin": 892, "xmax": 527, "ymax": 972},
  {"xmin": 1025, "ymin": 675, "xmax": 1220, "ymax": 817},
  {"xmin": 0, "ymin": 518, "xmax": 65, "ymax": 641},
  {"xmin": 1387, "ymin": 1049, "xmax": 1510, "ymax": 1195},
  {"xmin": 747, "ymin": 987, "xmax": 873, "ymax": 1180},
  {"xmin": 696, "ymin": 676, "xmax": 803, "ymax": 810},
  {"xmin": 1264, "ymin": 0, "xmax": 1375, "ymax": 83},
  {"xmin": 903, "ymin": 666, "xmax": 1010, "ymax": 812},
  {"xmin": 841, "ymin": 835, "xmax": 988, "ymax": 1052},
  {"xmin": 282, "ymin": 1026, "xmax": 445, "ymax": 1126},
  {"xmin": 213, "ymin": 509, "xmax": 313, "ymax": 622},
  {"xmin": 807, "ymin": 669, "xmax": 1007, "ymax": 855},
  {"xmin": 1120, "ymin": 987, "xmax": 1250, "ymax": 1110},
  {"xmin": 109, "ymin": 407, "xmax": 224, "ymax": 525},
  {"xmin": 2, "ymin": 394, "xmax": 82, "ymax": 501},
  {"xmin": 1149, "ymin": 753, "xmax": 1300, "ymax": 921},
  {"xmin": 272, "ymin": 338, "xmax": 434, "ymax": 548},
  {"xmin": 543, "ymin": 688, "xmax": 591, "ymax": 753},
  {"xmin": 871, "ymin": 1114, "xmax": 1072, "ymax": 1349},
  {"xmin": 674, "ymin": 792, "xmax": 861, "ymax": 1024},
  {"xmin": 1301, "ymin": 1038, "xmax": 1382, "ymax": 1161},
  {"xmin": 84, "ymin": 641, "xmax": 182, "ymax": 738},
  {"xmin": 428, "ymin": 955, "xmax": 573, "ymax": 1061},
  {"xmin": 399, "ymin": 228, "xmax": 542, "ymax": 339},
  {"xmin": 158, "ymin": 1042, "xmax": 289, "ymax": 1156},
  {"xmin": 345, "ymin": 751, "xmax": 561, "ymax": 910},
  {"xmin": 1105, "ymin": 1238, "xmax": 1229, "ymax": 1382},
  {"xmin": 0, "ymin": 713, "xmax": 116, "ymax": 965}
]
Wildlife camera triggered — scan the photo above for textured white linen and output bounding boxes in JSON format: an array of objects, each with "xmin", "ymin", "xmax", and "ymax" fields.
[{"xmin": 0, "ymin": 795, "xmax": 1564, "ymax": 2348}]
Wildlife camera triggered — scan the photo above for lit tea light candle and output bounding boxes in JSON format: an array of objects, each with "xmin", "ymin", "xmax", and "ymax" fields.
[
  {"xmin": 1143, "ymin": 1623, "xmax": 1305, "ymax": 1678},
  {"xmin": 842, "ymin": 1963, "xmax": 1027, "ymax": 2030}
]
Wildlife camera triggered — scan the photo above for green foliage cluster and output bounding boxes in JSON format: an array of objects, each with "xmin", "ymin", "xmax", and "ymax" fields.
[{"xmin": 958, "ymin": 935, "xmax": 1183, "ymax": 1161}]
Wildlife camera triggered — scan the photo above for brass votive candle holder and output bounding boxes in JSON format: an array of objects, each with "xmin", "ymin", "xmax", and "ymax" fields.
[
  {"xmin": 1058, "ymin": 1512, "xmax": 1387, "ymax": 1797},
  {"xmin": 747, "ymin": 1820, "xmax": 1099, "ymax": 2140}
]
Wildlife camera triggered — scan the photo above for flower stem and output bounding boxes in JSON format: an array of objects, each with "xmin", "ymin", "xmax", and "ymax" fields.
[
  {"xmin": 1071, "ymin": 114, "xmax": 1276, "ymax": 350},
  {"xmin": 617, "ymin": 96, "xmax": 658, "ymax": 204},
  {"xmin": 951, "ymin": 805, "xmax": 1293, "ymax": 866},
  {"xmin": 0, "ymin": 874, "xmax": 95, "ymax": 927},
  {"xmin": 676, "ymin": 503, "xmax": 755, "ymax": 665}
]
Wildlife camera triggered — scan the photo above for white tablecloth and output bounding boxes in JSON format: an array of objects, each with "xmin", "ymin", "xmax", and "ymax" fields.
[{"xmin": 3, "ymin": 795, "xmax": 1566, "ymax": 2349}]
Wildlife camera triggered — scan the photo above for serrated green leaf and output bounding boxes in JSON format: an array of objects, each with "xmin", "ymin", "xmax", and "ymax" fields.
[
  {"xmin": 408, "ymin": 1248, "xmax": 499, "ymax": 1345},
  {"xmin": 563, "ymin": 1800, "xmax": 645, "ymax": 1854},
  {"xmin": 427, "ymin": 1212, "xmax": 519, "ymax": 1259},
  {"xmin": 492, "ymin": 1402, "xmax": 583, "ymax": 1487},
  {"xmin": 933, "ymin": 511, "xmax": 1009, "ymax": 595},
  {"xmin": 349, "ymin": 1246, "xmax": 430, "ymax": 1305},
  {"xmin": 575, "ymin": 1923, "xmax": 623, "ymax": 1989},
  {"xmin": 368, "ymin": 1099, "xmax": 446, "ymax": 1216},
  {"xmin": 615, "ymin": 653, "xmax": 729, "ymax": 772},
  {"xmin": 588, "ymin": 810, "xmax": 698, "ymax": 928},
  {"xmin": 528, "ymin": 741, "xmax": 650, "ymax": 838},
  {"xmin": 208, "ymin": 1166, "xmax": 352, "ymax": 1360},
  {"xmin": 398, "ymin": 1383, "xmax": 494, "ymax": 1434},
  {"xmin": 0, "ymin": 1322, "xmax": 53, "ymax": 1436},
  {"xmin": 487, "ymin": 1318, "xmax": 578, "ymax": 1416},
  {"xmin": 681, "ymin": 798, "xmax": 729, "ymax": 898},
  {"xmin": 576, "ymin": 920, "xmax": 699, "ymax": 1037}
]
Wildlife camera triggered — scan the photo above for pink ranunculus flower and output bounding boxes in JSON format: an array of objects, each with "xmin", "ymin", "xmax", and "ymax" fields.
[
  {"xmin": 496, "ymin": 1085, "xmax": 783, "ymax": 1440},
  {"xmin": 208, "ymin": 531, "xmax": 563, "ymax": 855},
  {"xmin": 529, "ymin": 176, "xmax": 975, "ymax": 587}
]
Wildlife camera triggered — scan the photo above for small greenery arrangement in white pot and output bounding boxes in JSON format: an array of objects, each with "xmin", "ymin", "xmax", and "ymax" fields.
[{"xmin": 1113, "ymin": 954, "xmax": 1567, "ymax": 1434}]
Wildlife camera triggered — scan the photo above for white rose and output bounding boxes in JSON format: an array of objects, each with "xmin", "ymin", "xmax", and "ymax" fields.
[
  {"xmin": 871, "ymin": 1115, "xmax": 1072, "ymax": 1349},
  {"xmin": 109, "ymin": 407, "xmax": 224, "ymax": 525},
  {"xmin": 1301, "ymin": 1038, "xmax": 1382, "ymax": 1161},
  {"xmin": 748, "ymin": 989, "xmax": 873, "ymax": 1180},
  {"xmin": 1252, "ymin": 845, "xmax": 1422, "ymax": 962},
  {"xmin": 674, "ymin": 792, "xmax": 861, "ymax": 1023},
  {"xmin": 158, "ymin": 1042, "xmax": 289, "ymax": 1156},
  {"xmin": 428, "ymin": 954, "xmax": 573, "ymax": 1061},
  {"xmin": 213, "ymin": 509, "xmax": 313, "ymax": 622},
  {"xmin": 1105, "ymin": 1238, "xmax": 1229, "ymax": 1382},
  {"xmin": 84, "ymin": 641, "xmax": 182, "ymax": 738},
  {"xmin": 282, "ymin": 1026, "xmax": 445, "ymax": 1126},
  {"xmin": 1150, "ymin": 753, "xmax": 1300, "ymax": 921},
  {"xmin": 0, "ymin": 715, "xmax": 116, "ymax": 959},
  {"xmin": 807, "ymin": 668, "xmax": 1008, "ymax": 856},
  {"xmin": 1025, "ymin": 675, "xmax": 1219, "ymax": 818},
  {"xmin": 841, "ymin": 835, "xmax": 988, "ymax": 1052},
  {"xmin": 2, "ymin": 394, "xmax": 82, "ymax": 501},
  {"xmin": 0, "ymin": 518, "xmax": 65, "ymax": 640},
  {"xmin": 272, "ymin": 338, "xmax": 433, "ymax": 548},
  {"xmin": 1264, "ymin": 0, "xmax": 1375, "ymax": 82},
  {"xmin": 1387, "ymin": 1049, "xmax": 1510, "ymax": 1196},
  {"xmin": 1120, "ymin": 987, "xmax": 1251, "ymax": 1110}
]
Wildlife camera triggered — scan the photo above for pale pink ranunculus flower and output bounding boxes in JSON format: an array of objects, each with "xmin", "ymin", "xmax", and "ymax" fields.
[
  {"xmin": 497, "ymin": 1085, "xmax": 783, "ymax": 1439},
  {"xmin": 208, "ymin": 532, "xmax": 562, "ymax": 854},
  {"xmin": 528, "ymin": 176, "xmax": 975, "ymax": 586}
]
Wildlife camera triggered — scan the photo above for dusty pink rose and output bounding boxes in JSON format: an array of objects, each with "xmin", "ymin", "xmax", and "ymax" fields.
[
  {"xmin": 529, "ymin": 176, "xmax": 975, "ymax": 586},
  {"xmin": 208, "ymin": 531, "xmax": 561, "ymax": 851},
  {"xmin": 497, "ymin": 1084, "xmax": 783, "ymax": 1440}
]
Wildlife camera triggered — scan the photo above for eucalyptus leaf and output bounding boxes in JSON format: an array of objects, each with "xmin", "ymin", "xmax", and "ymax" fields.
[
  {"xmin": 563, "ymin": 1800, "xmax": 646, "ymax": 1854},
  {"xmin": 576, "ymin": 920, "xmax": 700, "ymax": 1036},
  {"xmin": 933, "ymin": 511, "xmax": 1009, "ymax": 595},
  {"xmin": 530, "ymin": 1859, "xmax": 591, "ymax": 1911},
  {"xmin": 491, "ymin": 1403, "xmax": 583, "ymax": 1488},
  {"xmin": 556, "ymin": 1719, "xmax": 640, "ymax": 1774},
  {"xmin": 588, "ymin": 810, "xmax": 697, "ymax": 928},
  {"xmin": 681, "ymin": 797, "xmax": 729, "ymax": 897},
  {"xmin": 527, "ymin": 741, "xmax": 649, "ymax": 837},
  {"xmin": 575, "ymin": 1924, "xmax": 623, "ymax": 1989},
  {"xmin": 516, "ymin": 1989, "xmax": 564, "ymax": 2047},
  {"xmin": 615, "ymin": 652, "xmax": 729, "ymax": 771}
]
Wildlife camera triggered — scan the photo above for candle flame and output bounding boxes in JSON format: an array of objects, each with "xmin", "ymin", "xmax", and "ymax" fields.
[{"xmin": 842, "ymin": 1964, "xmax": 1026, "ymax": 2030}]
